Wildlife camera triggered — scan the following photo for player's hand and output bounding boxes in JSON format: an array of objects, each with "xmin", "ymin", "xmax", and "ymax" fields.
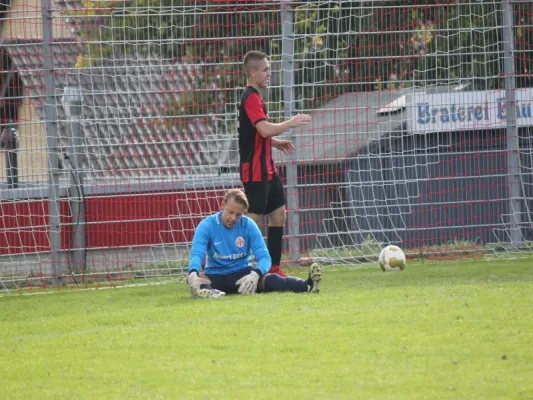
[
  {"xmin": 290, "ymin": 113, "xmax": 312, "ymax": 128},
  {"xmin": 272, "ymin": 139, "xmax": 295, "ymax": 155},
  {"xmin": 235, "ymin": 270, "xmax": 260, "ymax": 295},
  {"xmin": 186, "ymin": 271, "xmax": 211, "ymax": 293}
]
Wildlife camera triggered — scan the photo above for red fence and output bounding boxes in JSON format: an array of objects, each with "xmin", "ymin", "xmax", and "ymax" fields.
[{"xmin": 0, "ymin": 189, "xmax": 227, "ymax": 255}]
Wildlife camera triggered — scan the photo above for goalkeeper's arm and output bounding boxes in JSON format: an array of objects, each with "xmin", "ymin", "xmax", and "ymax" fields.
[
  {"xmin": 186, "ymin": 219, "xmax": 213, "ymax": 295},
  {"xmin": 188, "ymin": 219, "xmax": 210, "ymax": 274}
]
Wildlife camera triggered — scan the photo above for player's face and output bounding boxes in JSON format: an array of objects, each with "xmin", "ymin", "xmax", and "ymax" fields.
[
  {"xmin": 221, "ymin": 197, "xmax": 246, "ymax": 228},
  {"xmin": 252, "ymin": 58, "xmax": 271, "ymax": 89}
]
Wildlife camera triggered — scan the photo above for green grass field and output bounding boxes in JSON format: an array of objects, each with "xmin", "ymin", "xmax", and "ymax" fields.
[{"xmin": 1, "ymin": 258, "xmax": 533, "ymax": 400}]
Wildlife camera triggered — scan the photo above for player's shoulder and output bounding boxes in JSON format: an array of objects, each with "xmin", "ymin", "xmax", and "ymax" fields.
[
  {"xmin": 240, "ymin": 215, "xmax": 259, "ymax": 231},
  {"xmin": 241, "ymin": 215, "xmax": 253, "ymax": 225},
  {"xmin": 241, "ymin": 86, "xmax": 262, "ymax": 102},
  {"xmin": 199, "ymin": 213, "xmax": 221, "ymax": 229}
]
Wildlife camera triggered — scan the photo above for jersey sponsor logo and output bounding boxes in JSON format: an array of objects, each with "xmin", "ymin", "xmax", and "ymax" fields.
[
  {"xmin": 213, "ymin": 252, "xmax": 247, "ymax": 261},
  {"xmin": 235, "ymin": 236, "xmax": 245, "ymax": 248}
]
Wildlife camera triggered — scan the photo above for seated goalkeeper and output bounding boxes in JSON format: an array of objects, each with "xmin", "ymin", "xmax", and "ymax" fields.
[{"xmin": 186, "ymin": 189, "xmax": 322, "ymax": 298}]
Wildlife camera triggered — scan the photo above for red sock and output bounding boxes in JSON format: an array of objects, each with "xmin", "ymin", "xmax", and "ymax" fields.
[{"xmin": 268, "ymin": 264, "xmax": 288, "ymax": 278}]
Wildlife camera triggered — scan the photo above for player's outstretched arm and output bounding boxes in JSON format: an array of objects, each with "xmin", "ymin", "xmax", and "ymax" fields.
[{"xmin": 255, "ymin": 114, "xmax": 311, "ymax": 138}]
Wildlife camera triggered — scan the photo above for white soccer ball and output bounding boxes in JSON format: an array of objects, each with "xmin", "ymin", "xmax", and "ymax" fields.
[{"xmin": 378, "ymin": 245, "xmax": 406, "ymax": 272}]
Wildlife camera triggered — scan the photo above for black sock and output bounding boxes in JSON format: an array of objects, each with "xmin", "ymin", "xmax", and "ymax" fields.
[
  {"xmin": 267, "ymin": 226, "xmax": 283, "ymax": 266},
  {"xmin": 263, "ymin": 274, "xmax": 308, "ymax": 293}
]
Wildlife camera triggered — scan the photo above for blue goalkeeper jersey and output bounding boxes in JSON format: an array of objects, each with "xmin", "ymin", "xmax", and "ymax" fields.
[{"xmin": 188, "ymin": 212, "xmax": 271, "ymax": 276}]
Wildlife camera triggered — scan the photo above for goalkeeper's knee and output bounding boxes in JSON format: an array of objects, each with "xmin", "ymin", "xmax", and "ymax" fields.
[{"xmin": 262, "ymin": 274, "xmax": 308, "ymax": 293}]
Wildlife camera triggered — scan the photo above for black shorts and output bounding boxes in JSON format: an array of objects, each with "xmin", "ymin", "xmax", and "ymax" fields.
[
  {"xmin": 243, "ymin": 175, "xmax": 286, "ymax": 215},
  {"xmin": 206, "ymin": 267, "xmax": 253, "ymax": 294}
]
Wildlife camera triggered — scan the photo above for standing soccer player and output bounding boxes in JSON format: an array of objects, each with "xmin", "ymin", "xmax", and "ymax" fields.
[{"xmin": 238, "ymin": 50, "xmax": 312, "ymax": 277}]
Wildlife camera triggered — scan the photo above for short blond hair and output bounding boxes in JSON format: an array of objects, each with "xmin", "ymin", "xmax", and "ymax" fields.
[
  {"xmin": 223, "ymin": 189, "xmax": 249, "ymax": 210},
  {"xmin": 243, "ymin": 50, "xmax": 268, "ymax": 75}
]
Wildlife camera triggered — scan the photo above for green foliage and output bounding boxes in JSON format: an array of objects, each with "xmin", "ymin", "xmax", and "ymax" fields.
[
  {"xmin": 71, "ymin": 1, "xmax": 530, "ymax": 118},
  {"xmin": 1, "ymin": 259, "xmax": 533, "ymax": 399},
  {"xmin": 291, "ymin": 1, "xmax": 511, "ymax": 110},
  {"xmin": 72, "ymin": 0, "xmax": 282, "ymax": 133}
]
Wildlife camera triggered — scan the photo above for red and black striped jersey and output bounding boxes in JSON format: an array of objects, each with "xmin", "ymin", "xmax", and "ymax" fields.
[{"xmin": 238, "ymin": 86, "xmax": 277, "ymax": 183}]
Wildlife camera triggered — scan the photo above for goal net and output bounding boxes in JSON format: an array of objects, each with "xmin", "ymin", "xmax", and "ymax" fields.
[{"xmin": 1, "ymin": 0, "xmax": 532, "ymax": 291}]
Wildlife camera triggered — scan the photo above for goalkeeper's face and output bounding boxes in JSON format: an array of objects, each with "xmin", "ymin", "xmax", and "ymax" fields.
[{"xmin": 221, "ymin": 197, "xmax": 246, "ymax": 228}]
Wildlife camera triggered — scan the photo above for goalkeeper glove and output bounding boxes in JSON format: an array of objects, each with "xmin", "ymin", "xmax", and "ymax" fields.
[
  {"xmin": 186, "ymin": 271, "xmax": 211, "ymax": 295},
  {"xmin": 235, "ymin": 270, "xmax": 261, "ymax": 295}
]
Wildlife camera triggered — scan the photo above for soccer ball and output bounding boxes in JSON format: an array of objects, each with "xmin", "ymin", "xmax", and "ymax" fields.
[{"xmin": 378, "ymin": 245, "xmax": 406, "ymax": 272}]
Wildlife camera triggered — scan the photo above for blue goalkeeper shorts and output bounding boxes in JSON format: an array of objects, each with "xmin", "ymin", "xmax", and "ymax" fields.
[{"xmin": 206, "ymin": 267, "xmax": 253, "ymax": 294}]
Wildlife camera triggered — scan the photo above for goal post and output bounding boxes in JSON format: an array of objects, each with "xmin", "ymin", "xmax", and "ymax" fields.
[{"xmin": 1, "ymin": 0, "xmax": 533, "ymax": 292}]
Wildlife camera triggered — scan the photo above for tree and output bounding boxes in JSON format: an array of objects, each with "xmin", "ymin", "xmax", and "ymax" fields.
[
  {"xmin": 514, "ymin": 1, "xmax": 533, "ymax": 89},
  {"xmin": 292, "ymin": 0, "xmax": 507, "ymax": 111},
  {"xmin": 71, "ymin": 0, "xmax": 517, "ymax": 117},
  {"xmin": 70, "ymin": 0, "xmax": 282, "ymax": 136}
]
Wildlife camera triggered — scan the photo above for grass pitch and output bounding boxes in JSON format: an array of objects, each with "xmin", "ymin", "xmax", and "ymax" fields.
[{"xmin": 1, "ymin": 258, "xmax": 532, "ymax": 400}]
